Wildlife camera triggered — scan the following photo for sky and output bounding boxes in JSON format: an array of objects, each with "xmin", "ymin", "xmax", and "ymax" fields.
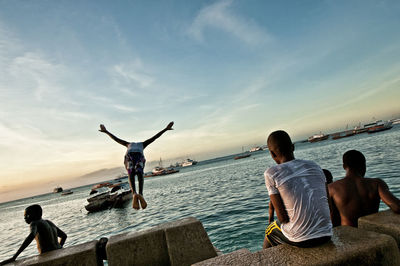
[{"xmin": 1, "ymin": 0, "xmax": 400, "ymax": 202}]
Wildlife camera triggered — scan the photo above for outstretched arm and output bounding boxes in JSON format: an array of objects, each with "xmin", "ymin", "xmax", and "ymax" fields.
[
  {"xmin": 269, "ymin": 194, "xmax": 289, "ymax": 224},
  {"xmin": 99, "ymin": 124, "xmax": 129, "ymax": 147},
  {"xmin": 143, "ymin": 122, "xmax": 174, "ymax": 149},
  {"xmin": 378, "ymin": 179, "xmax": 400, "ymax": 213},
  {"xmin": 0, "ymin": 232, "xmax": 35, "ymax": 264}
]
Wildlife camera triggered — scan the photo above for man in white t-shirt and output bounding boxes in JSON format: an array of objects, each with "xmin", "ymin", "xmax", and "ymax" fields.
[{"xmin": 263, "ymin": 130, "xmax": 332, "ymax": 248}]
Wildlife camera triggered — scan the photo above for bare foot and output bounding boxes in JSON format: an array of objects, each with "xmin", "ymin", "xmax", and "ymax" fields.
[
  {"xmin": 132, "ymin": 194, "xmax": 140, "ymax": 210},
  {"xmin": 137, "ymin": 194, "xmax": 147, "ymax": 209}
]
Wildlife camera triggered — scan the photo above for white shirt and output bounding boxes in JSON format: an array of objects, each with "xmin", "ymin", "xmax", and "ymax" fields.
[
  {"xmin": 264, "ymin": 159, "xmax": 332, "ymax": 242},
  {"xmin": 126, "ymin": 142, "xmax": 144, "ymax": 155}
]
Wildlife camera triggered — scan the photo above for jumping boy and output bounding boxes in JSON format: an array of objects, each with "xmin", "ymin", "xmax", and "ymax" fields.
[
  {"xmin": 0, "ymin": 204, "xmax": 67, "ymax": 265},
  {"xmin": 99, "ymin": 121, "xmax": 174, "ymax": 210}
]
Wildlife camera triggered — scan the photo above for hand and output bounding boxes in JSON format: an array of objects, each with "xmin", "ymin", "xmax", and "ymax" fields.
[
  {"xmin": 165, "ymin": 121, "xmax": 174, "ymax": 130},
  {"xmin": 0, "ymin": 257, "xmax": 16, "ymax": 266},
  {"xmin": 99, "ymin": 124, "xmax": 108, "ymax": 133}
]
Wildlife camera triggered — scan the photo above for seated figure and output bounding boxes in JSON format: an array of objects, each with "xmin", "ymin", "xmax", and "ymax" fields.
[{"xmin": 328, "ymin": 150, "xmax": 400, "ymax": 227}]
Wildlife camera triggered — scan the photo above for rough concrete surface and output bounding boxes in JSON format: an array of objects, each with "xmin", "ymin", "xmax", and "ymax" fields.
[
  {"xmin": 106, "ymin": 226, "xmax": 169, "ymax": 266},
  {"xmin": 359, "ymin": 209, "xmax": 400, "ymax": 249},
  {"xmin": 194, "ymin": 226, "xmax": 400, "ymax": 266},
  {"xmin": 163, "ymin": 217, "xmax": 218, "ymax": 266},
  {"xmin": 8, "ymin": 240, "xmax": 101, "ymax": 266},
  {"xmin": 106, "ymin": 217, "xmax": 217, "ymax": 266},
  {"xmin": 192, "ymin": 249, "xmax": 251, "ymax": 266}
]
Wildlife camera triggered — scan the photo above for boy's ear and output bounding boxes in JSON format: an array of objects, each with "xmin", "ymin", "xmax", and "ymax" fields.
[{"xmin": 270, "ymin": 150, "xmax": 277, "ymax": 158}]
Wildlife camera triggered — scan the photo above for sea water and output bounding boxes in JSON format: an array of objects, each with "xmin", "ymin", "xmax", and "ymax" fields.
[{"xmin": 0, "ymin": 125, "xmax": 399, "ymax": 261}]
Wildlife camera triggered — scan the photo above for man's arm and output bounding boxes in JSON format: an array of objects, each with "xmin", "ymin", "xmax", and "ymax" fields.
[
  {"xmin": 57, "ymin": 227, "xmax": 67, "ymax": 247},
  {"xmin": 1, "ymin": 232, "xmax": 36, "ymax": 264},
  {"xmin": 378, "ymin": 179, "xmax": 400, "ymax": 213},
  {"xmin": 269, "ymin": 194, "xmax": 289, "ymax": 223},
  {"xmin": 328, "ymin": 184, "xmax": 342, "ymax": 226},
  {"xmin": 268, "ymin": 200, "xmax": 275, "ymax": 224},
  {"xmin": 143, "ymin": 122, "xmax": 174, "ymax": 149},
  {"xmin": 99, "ymin": 124, "xmax": 129, "ymax": 147}
]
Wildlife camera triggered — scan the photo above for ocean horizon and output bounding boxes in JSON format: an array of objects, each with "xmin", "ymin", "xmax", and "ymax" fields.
[{"xmin": 1, "ymin": 125, "xmax": 399, "ymax": 262}]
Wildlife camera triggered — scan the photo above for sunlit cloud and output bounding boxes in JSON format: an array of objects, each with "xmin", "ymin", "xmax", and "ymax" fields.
[{"xmin": 188, "ymin": 0, "xmax": 271, "ymax": 45}]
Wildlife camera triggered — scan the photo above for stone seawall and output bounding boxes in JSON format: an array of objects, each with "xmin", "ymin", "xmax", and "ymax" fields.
[{"xmin": 5, "ymin": 211, "xmax": 400, "ymax": 266}]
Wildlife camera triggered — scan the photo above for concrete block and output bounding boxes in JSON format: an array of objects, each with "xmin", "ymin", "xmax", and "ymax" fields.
[
  {"xmin": 359, "ymin": 210, "xmax": 400, "ymax": 249},
  {"xmin": 194, "ymin": 226, "xmax": 400, "ymax": 266},
  {"xmin": 10, "ymin": 240, "xmax": 101, "ymax": 266},
  {"xmin": 106, "ymin": 227, "xmax": 169, "ymax": 266},
  {"xmin": 256, "ymin": 226, "xmax": 400, "ymax": 265},
  {"xmin": 192, "ymin": 249, "xmax": 251, "ymax": 266},
  {"xmin": 161, "ymin": 217, "xmax": 218, "ymax": 266},
  {"xmin": 214, "ymin": 246, "xmax": 223, "ymax": 256}
]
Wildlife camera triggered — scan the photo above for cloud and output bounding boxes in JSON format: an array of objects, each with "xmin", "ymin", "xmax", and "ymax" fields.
[
  {"xmin": 188, "ymin": 0, "xmax": 271, "ymax": 45},
  {"xmin": 8, "ymin": 52, "xmax": 65, "ymax": 100},
  {"xmin": 113, "ymin": 104, "xmax": 137, "ymax": 113},
  {"xmin": 113, "ymin": 61, "xmax": 154, "ymax": 88},
  {"xmin": 0, "ymin": 22, "xmax": 22, "ymax": 71}
]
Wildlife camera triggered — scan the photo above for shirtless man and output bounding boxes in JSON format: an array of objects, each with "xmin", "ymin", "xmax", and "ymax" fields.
[
  {"xmin": 328, "ymin": 150, "xmax": 400, "ymax": 227},
  {"xmin": 263, "ymin": 130, "xmax": 332, "ymax": 248},
  {"xmin": 0, "ymin": 204, "xmax": 67, "ymax": 265}
]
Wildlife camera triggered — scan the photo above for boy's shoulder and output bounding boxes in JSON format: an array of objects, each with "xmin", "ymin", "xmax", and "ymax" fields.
[
  {"xmin": 265, "ymin": 159, "xmax": 321, "ymax": 178},
  {"xmin": 294, "ymin": 159, "xmax": 320, "ymax": 167},
  {"xmin": 30, "ymin": 219, "xmax": 55, "ymax": 228}
]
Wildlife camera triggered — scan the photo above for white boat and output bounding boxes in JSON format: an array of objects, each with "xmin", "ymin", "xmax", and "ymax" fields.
[
  {"xmin": 390, "ymin": 118, "xmax": 400, "ymax": 125},
  {"xmin": 308, "ymin": 133, "xmax": 329, "ymax": 143},
  {"xmin": 181, "ymin": 159, "xmax": 198, "ymax": 167},
  {"xmin": 249, "ymin": 146, "xmax": 262, "ymax": 152},
  {"xmin": 145, "ymin": 158, "xmax": 179, "ymax": 177}
]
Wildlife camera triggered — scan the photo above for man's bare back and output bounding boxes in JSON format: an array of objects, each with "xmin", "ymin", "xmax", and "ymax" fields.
[
  {"xmin": 329, "ymin": 176, "xmax": 384, "ymax": 226},
  {"xmin": 31, "ymin": 219, "xmax": 63, "ymax": 253},
  {"xmin": 328, "ymin": 150, "xmax": 400, "ymax": 227}
]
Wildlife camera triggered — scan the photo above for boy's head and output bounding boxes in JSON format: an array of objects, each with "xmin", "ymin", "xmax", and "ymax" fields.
[
  {"xmin": 343, "ymin": 150, "xmax": 366, "ymax": 177},
  {"xmin": 267, "ymin": 130, "xmax": 294, "ymax": 164},
  {"xmin": 24, "ymin": 204, "xmax": 42, "ymax": 224}
]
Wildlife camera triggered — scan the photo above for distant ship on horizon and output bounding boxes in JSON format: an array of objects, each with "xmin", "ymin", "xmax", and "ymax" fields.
[
  {"xmin": 181, "ymin": 158, "xmax": 198, "ymax": 167},
  {"xmin": 308, "ymin": 133, "xmax": 329, "ymax": 143}
]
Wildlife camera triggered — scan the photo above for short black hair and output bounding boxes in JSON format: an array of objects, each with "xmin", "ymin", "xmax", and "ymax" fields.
[
  {"xmin": 343, "ymin": 150, "xmax": 366, "ymax": 170},
  {"xmin": 267, "ymin": 130, "xmax": 293, "ymax": 155},
  {"xmin": 25, "ymin": 204, "xmax": 42, "ymax": 220}
]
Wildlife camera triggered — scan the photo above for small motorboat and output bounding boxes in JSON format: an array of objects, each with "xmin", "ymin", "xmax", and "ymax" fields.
[
  {"xmin": 85, "ymin": 183, "xmax": 132, "ymax": 213},
  {"xmin": 61, "ymin": 190, "xmax": 73, "ymax": 196},
  {"xmin": 234, "ymin": 153, "xmax": 251, "ymax": 160}
]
